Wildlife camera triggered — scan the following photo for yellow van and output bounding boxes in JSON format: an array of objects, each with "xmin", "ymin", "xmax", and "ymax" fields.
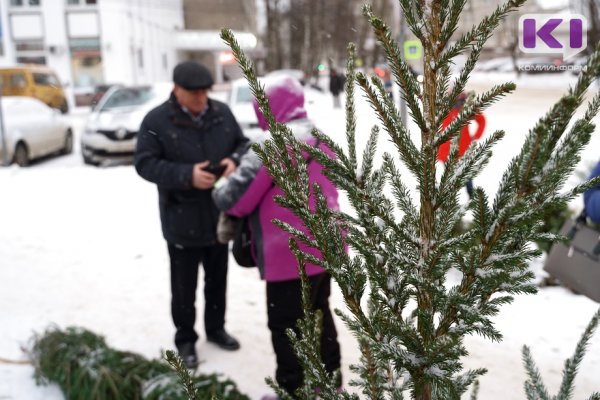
[{"xmin": 0, "ymin": 65, "xmax": 68, "ymax": 113}]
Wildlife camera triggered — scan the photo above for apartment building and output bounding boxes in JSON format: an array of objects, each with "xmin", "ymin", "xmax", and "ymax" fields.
[
  {"xmin": 179, "ymin": 0, "xmax": 260, "ymax": 82},
  {"xmin": 0, "ymin": 0, "xmax": 184, "ymax": 106}
]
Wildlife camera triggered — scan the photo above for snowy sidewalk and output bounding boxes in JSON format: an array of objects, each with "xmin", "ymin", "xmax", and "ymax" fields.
[{"xmin": 1, "ymin": 75, "xmax": 599, "ymax": 399}]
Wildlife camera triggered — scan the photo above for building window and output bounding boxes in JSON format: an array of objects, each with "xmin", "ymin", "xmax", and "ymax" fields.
[
  {"xmin": 10, "ymin": 0, "xmax": 41, "ymax": 6},
  {"xmin": 66, "ymin": 0, "xmax": 97, "ymax": 5},
  {"xmin": 15, "ymin": 40, "xmax": 46, "ymax": 65},
  {"xmin": 15, "ymin": 42, "xmax": 44, "ymax": 51},
  {"xmin": 16, "ymin": 55, "xmax": 46, "ymax": 64},
  {"xmin": 69, "ymin": 38, "xmax": 103, "ymax": 88}
]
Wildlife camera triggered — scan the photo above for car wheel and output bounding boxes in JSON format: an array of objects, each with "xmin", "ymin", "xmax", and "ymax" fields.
[
  {"xmin": 13, "ymin": 142, "xmax": 29, "ymax": 167},
  {"xmin": 62, "ymin": 129, "xmax": 73, "ymax": 155}
]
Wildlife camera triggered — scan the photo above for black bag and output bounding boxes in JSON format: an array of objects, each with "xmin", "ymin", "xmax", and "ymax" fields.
[
  {"xmin": 232, "ymin": 216, "xmax": 255, "ymax": 268},
  {"xmin": 543, "ymin": 211, "xmax": 600, "ymax": 303}
]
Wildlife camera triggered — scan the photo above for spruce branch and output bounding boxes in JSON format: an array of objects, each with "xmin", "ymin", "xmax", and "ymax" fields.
[
  {"xmin": 521, "ymin": 345, "xmax": 551, "ymax": 400},
  {"xmin": 362, "ymin": 4, "xmax": 426, "ymax": 130},
  {"xmin": 164, "ymin": 350, "xmax": 200, "ymax": 400},
  {"xmin": 441, "ymin": 0, "xmax": 526, "ymax": 64},
  {"xmin": 509, "ymin": 41, "xmax": 600, "ymax": 198},
  {"xmin": 556, "ymin": 309, "xmax": 600, "ymax": 400},
  {"xmin": 356, "ymin": 72, "xmax": 421, "ymax": 177},
  {"xmin": 521, "ymin": 309, "xmax": 600, "ymax": 400},
  {"xmin": 398, "ymin": 0, "xmax": 426, "ymax": 42},
  {"xmin": 434, "ymin": 84, "xmax": 514, "ymax": 148},
  {"xmin": 438, "ymin": 0, "xmax": 525, "ymax": 123},
  {"xmin": 469, "ymin": 379, "xmax": 480, "ymax": 400},
  {"xmin": 440, "ymin": 0, "xmax": 468, "ymax": 45},
  {"xmin": 345, "ymin": 43, "xmax": 358, "ymax": 172}
]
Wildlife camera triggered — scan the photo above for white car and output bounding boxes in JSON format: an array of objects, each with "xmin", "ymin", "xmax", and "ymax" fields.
[
  {"xmin": 227, "ymin": 78, "xmax": 262, "ymax": 140},
  {"xmin": 265, "ymin": 69, "xmax": 306, "ymax": 85},
  {"xmin": 81, "ymin": 82, "xmax": 172, "ymax": 166},
  {"xmin": 0, "ymin": 96, "xmax": 72, "ymax": 167}
]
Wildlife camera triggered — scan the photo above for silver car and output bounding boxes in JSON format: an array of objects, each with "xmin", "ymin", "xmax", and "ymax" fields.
[
  {"xmin": 81, "ymin": 82, "xmax": 172, "ymax": 166},
  {"xmin": 0, "ymin": 96, "xmax": 72, "ymax": 167}
]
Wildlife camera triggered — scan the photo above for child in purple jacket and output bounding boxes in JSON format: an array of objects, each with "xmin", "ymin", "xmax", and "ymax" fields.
[{"xmin": 212, "ymin": 76, "xmax": 342, "ymax": 399}]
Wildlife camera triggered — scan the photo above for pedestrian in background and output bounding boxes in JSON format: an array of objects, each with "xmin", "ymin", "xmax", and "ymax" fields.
[
  {"xmin": 383, "ymin": 67, "xmax": 393, "ymax": 100},
  {"xmin": 134, "ymin": 61, "xmax": 249, "ymax": 369},
  {"xmin": 329, "ymin": 67, "xmax": 345, "ymax": 108},
  {"xmin": 213, "ymin": 76, "xmax": 343, "ymax": 399}
]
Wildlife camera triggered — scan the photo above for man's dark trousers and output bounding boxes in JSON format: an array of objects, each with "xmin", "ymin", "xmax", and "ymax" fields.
[{"xmin": 168, "ymin": 243, "xmax": 229, "ymax": 347}]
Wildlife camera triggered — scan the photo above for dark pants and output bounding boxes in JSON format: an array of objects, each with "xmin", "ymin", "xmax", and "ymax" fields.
[
  {"xmin": 168, "ymin": 243, "xmax": 229, "ymax": 348},
  {"xmin": 266, "ymin": 273, "xmax": 341, "ymax": 396}
]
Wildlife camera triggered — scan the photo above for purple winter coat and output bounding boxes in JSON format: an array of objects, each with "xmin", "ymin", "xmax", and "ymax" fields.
[{"xmin": 212, "ymin": 77, "xmax": 340, "ymax": 282}]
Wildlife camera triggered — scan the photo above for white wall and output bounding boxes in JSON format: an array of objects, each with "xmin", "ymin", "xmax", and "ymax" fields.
[
  {"xmin": 41, "ymin": 1, "xmax": 73, "ymax": 104},
  {"xmin": 0, "ymin": 0, "xmax": 184, "ymax": 103},
  {"xmin": 98, "ymin": 0, "xmax": 183, "ymax": 86},
  {"xmin": 0, "ymin": 1, "xmax": 15, "ymax": 65}
]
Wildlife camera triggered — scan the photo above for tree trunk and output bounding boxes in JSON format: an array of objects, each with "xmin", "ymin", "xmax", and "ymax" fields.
[
  {"xmin": 265, "ymin": 0, "xmax": 283, "ymax": 71},
  {"xmin": 305, "ymin": 0, "xmax": 322, "ymax": 80},
  {"xmin": 289, "ymin": 0, "xmax": 306, "ymax": 70}
]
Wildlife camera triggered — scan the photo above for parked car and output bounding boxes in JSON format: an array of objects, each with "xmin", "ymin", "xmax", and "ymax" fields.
[
  {"xmin": 81, "ymin": 82, "xmax": 172, "ymax": 166},
  {"xmin": 90, "ymin": 83, "xmax": 122, "ymax": 109},
  {"xmin": 0, "ymin": 96, "xmax": 73, "ymax": 166},
  {"xmin": 0, "ymin": 65, "xmax": 69, "ymax": 113},
  {"xmin": 227, "ymin": 78, "xmax": 261, "ymax": 140},
  {"xmin": 474, "ymin": 57, "xmax": 513, "ymax": 72},
  {"xmin": 265, "ymin": 69, "xmax": 306, "ymax": 85}
]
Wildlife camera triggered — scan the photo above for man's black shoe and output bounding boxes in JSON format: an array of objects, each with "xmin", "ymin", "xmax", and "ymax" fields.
[
  {"xmin": 206, "ymin": 329, "xmax": 240, "ymax": 351},
  {"xmin": 177, "ymin": 342, "xmax": 199, "ymax": 369}
]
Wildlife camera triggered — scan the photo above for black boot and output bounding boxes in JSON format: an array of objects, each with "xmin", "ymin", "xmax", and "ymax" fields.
[
  {"xmin": 206, "ymin": 329, "xmax": 240, "ymax": 351},
  {"xmin": 177, "ymin": 342, "xmax": 199, "ymax": 369}
]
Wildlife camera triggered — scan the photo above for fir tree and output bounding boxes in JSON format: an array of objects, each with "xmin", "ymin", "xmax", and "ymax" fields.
[
  {"xmin": 29, "ymin": 326, "xmax": 250, "ymax": 400},
  {"xmin": 221, "ymin": 0, "xmax": 600, "ymax": 398}
]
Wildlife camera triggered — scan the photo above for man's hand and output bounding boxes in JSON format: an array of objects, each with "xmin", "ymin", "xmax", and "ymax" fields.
[
  {"xmin": 220, "ymin": 157, "xmax": 237, "ymax": 177},
  {"xmin": 192, "ymin": 160, "xmax": 216, "ymax": 189}
]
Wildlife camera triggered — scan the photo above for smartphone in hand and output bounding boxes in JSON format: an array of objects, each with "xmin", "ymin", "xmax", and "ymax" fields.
[{"xmin": 205, "ymin": 163, "xmax": 226, "ymax": 178}]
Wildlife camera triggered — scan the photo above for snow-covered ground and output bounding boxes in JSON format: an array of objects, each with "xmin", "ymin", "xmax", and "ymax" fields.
[{"xmin": 1, "ymin": 71, "xmax": 599, "ymax": 399}]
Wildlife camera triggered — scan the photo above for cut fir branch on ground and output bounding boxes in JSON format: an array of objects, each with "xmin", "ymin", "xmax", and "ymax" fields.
[
  {"xmin": 28, "ymin": 326, "xmax": 250, "ymax": 400},
  {"xmin": 222, "ymin": 0, "xmax": 600, "ymax": 398}
]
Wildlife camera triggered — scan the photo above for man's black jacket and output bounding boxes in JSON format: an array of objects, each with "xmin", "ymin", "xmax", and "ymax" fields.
[{"xmin": 135, "ymin": 93, "xmax": 249, "ymax": 247}]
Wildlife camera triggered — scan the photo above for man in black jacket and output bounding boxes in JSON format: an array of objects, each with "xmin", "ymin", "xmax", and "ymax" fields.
[{"xmin": 135, "ymin": 61, "xmax": 249, "ymax": 369}]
